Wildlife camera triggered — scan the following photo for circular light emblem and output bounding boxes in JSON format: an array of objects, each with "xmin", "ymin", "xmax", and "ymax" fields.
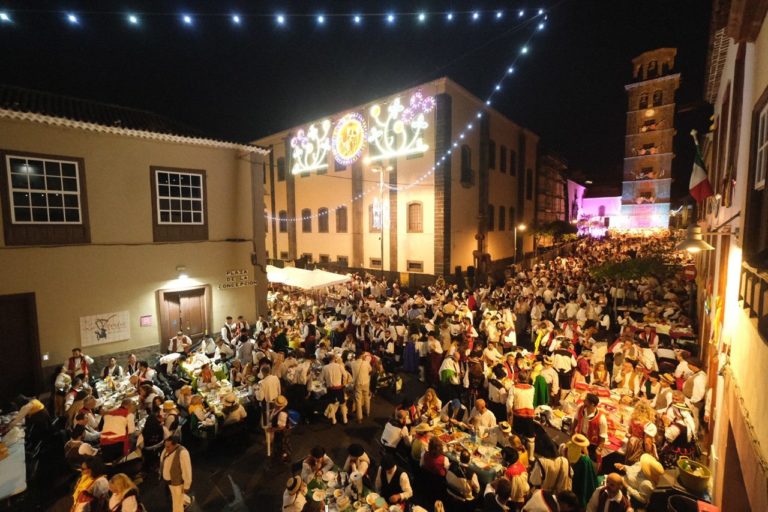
[{"xmin": 332, "ymin": 112, "xmax": 367, "ymax": 166}]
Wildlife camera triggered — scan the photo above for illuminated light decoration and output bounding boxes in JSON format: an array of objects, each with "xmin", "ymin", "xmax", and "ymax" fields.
[
  {"xmin": 332, "ymin": 112, "xmax": 367, "ymax": 166},
  {"xmin": 485, "ymin": 100, "xmax": 491, "ymax": 105},
  {"xmin": 127, "ymin": 14, "xmax": 139, "ymax": 25},
  {"xmin": 538, "ymin": 22, "xmax": 545, "ymax": 30},
  {"xmin": 290, "ymin": 119, "xmax": 331, "ymax": 174},
  {"xmin": 507, "ymin": 66, "xmax": 514, "ymax": 74},
  {"xmin": 353, "ymin": 15, "xmax": 361, "ymax": 24},
  {"xmin": 520, "ymin": 45, "xmax": 528, "ymax": 54},
  {"xmin": 367, "ymin": 90, "xmax": 434, "ymax": 162},
  {"xmin": 518, "ymin": 9, "xmax": 525, "ymax": 17},
  {"xmin": 418, "ymin": 12, "xmax": 426, "ymax": 22},
  {"xmin": 182, "ymin": 14, "xmax": 193, "ymax": 25},
  {"xmin": 446, "ymin": 12, "xmax": 454, "ymax": 21},
  {"xmin": 317, "ymin": 15, "xmax": 325, "ymax": 24},
  {"xmin": 1, "ymin": 12, "xmax": 11, "ymax": 22},
  {"xmin": 386, "ymin": 13, "xmax": 395, "ymax": 23},
  {"xmin": 67, "ymin": 13, "xmax": 79, "ymax": 24},
  {"xmin": 472, "ymin": 12, "xmax": 480, "ymax": 20},
  {"xmin": 496, "ymin": 11, "xmax": 503, "ymax": 19},
  {"xmin": 276, "ymin": 14, "xmax": 285, "ymax": 25},
  {"xmin": 232, "ymin": 14, "xmax": 241, "ymax": 24},
  {"xmin": 538, "ymin": 9, "xmax": 545, "ymax": 15},
  {"xmin": 495, "ymin": 84, "xmax": 501, "ymax": 91},
  {"xmin": 459, "ymin": 133, "xmax": 465, "ymax": 139},
  {"xmin": 477, "ymin": 112, "xmax": 482, "ymax": 118}
]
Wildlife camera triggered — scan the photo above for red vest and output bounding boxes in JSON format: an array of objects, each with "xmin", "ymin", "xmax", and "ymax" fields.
[
  {"xmin": 575, "ymin": 406, "xmax": 604, "ymax": 446},
  {"xmin": 68, "ymin": 356, "xmax": 88, "ymax": 376},
  {"xmin": 422, "ymin": 452, "xmax": 447, "ymax": 477}
]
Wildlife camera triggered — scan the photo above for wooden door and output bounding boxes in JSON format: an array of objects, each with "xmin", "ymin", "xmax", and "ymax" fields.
[
  {"xmin": 157, "ymin": 286, "xmax": 211, "ymax": 351},
  {"xmin": 0, "ymin": 293, "xmax": 42, "ymax": 404}
]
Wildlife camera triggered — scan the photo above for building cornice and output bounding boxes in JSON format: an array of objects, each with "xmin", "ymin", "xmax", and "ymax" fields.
[
  {"xmin": 0, "ymin": 108, "xmax": 269, "ymax": 154},
  {"xmin": 624, "ymin": 73, "xmax": 681, "ymax": 90}
]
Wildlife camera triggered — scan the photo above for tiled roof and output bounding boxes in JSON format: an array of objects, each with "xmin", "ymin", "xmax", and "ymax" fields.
[{"xmin": 0, "ymin": 84, "xmax": 268, "ymax": 154}]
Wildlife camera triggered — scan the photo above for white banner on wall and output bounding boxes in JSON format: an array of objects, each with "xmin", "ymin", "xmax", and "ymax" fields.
[{"xmin": 79, "ymin": 310, "xmax": 131, "ymax": 347}]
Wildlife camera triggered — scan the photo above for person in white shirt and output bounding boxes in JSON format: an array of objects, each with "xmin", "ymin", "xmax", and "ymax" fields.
[
  {"xmin": 221, "ymin": 316, "xmax": 236, "ymax": 343},
  {"xmin": 301, "ymin": 446, "xmax": 335, "ymax": 483},
  {"xmin": 349, "ymin": 352, "xmax": 373, "ymax": 422},
  {"xmin": 322, "ymin": 355, "xmax": 350, "ymax": 424},
  {"xmin": 376, "ymin": 455, "xmax": 414, "ymax": 505},
  {"xmin": 380, "ymin": 410, "xmax": 412, "ymax": 450},
  {"xmin": 160, "ymin": 436, "xmax": 192, "ymax": 512},
  {"xmin": 343, "ymin": 443, "xmax": 371, "ymax": 477},
  {"xmin": 215, "ymin": 337, "xmax": 235, "ymax": 361},
  {"xmin": 469, "ymin": 399, "xmax": 497, "ymax": 435},
  {"xmin": 282, "ymin": 476, "xmax": 307, "ymax": 512},
  {"xmin": 221, "ymin": 393, "xmax": 247, "ymax": 426},
  {"xmin": 168, "ymin": 332, "xmax": 192, "ymax": 354}
]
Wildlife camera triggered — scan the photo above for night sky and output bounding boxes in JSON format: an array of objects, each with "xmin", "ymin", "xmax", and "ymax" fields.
[{"xmin": 0, "ymin": 0, "xmax": 712, "ymax": 198}]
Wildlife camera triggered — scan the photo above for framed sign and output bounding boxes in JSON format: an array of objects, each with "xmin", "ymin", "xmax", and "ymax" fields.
[{"xmin": 80, "ymin": 310, "xmax": 130, "ymax": 347}]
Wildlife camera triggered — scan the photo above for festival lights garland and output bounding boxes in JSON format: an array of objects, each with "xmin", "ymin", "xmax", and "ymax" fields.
[
  {"xmin": 0, "ymin": 7, "xmax": 546, "ymax": 29},
  {"xmin": 264, "ymin": 12, "xmax": 547, "ymax": 224}
]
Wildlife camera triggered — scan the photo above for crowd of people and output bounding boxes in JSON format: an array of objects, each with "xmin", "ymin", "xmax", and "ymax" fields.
[{"xmin": 0, "ymin": 232, "xmax": 709, "ymax": 512}]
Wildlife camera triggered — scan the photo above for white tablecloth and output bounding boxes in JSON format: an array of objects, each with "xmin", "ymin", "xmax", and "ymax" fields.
[{"xmin": 0, "ymin": 427, "xmax": 27, "ymax": 499}]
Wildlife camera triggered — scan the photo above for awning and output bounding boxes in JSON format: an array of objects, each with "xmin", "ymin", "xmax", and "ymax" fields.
[{"xmin": 266, "ymin": 265, "xmax": 351, "ymax": 290}]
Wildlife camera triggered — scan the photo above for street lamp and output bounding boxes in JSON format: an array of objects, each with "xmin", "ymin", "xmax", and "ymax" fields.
[
  {"xmin": 365, "ymin": 158, "xmax": 393, "ymax": 277},
  {"xmin": 514, "ymin": 223, "xmax": 527, "ymax": 262},
  {"xmin": 675, "ymin": 213, "xmax": 741, "ymax": 254}
]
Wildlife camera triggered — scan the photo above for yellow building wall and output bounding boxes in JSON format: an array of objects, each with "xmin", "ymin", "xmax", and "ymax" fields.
[{"xmin": 0, "ymin": 119, "xmax": 264, "ymax": 364}]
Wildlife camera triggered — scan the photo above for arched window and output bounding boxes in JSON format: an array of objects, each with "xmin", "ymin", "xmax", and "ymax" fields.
[
  {"xmin": 278, "ymin": 210, "xmax": 288, "ymax": 233},
  {"xmin": 652, "ymin": 89, "xmax": 663, "ymax": 106},
  {"xmin": 498, "ymin": 205, "xmax": 506, "ymax": 231},
  {"xmin": 647, "ymin": 60, "xmax": 658, "ymax": 78},
  {"xmin": 336, "ymin": 206, "xmax": 348, "ymax": 233},
  {"xmin": 639, "ymin": 93, "xmax": 648, "ymax": 110},
  {"xmin": 488, "ymin": 139, "xmax": 496, "ymax": 169},
  {"xmin": 487, "ymin": 203, "xmax": 495, "ymax": 231},
  {"xmin": 461, "ymin": 145, "xmax": 472, "ymax": 184},
  {"xmin": 301, "ymin": 208, "xmax": 311, "ymax": 233},
  {"xmin": 277, "ymin": 157, "xmax": 286, "ymax": 181},
  {"xmin": 509, "ymin": 207, "xmax": 516, "ymax": 229},
  {"xmin": 407, "ymin": 202, "xmax": 423, "ymax": 233},
  {"xmin": 318, "ymin": 208, "xmax": 329, "ymax": 232}
]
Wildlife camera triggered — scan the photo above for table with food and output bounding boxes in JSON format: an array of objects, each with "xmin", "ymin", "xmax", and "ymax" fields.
[
  {"xmin": 305, "ymin": 468, "xmax": 380, "ymax": 512},
  {"xmin": 0, "ymin": 414, "xmax": 27, "ymax": 500}
]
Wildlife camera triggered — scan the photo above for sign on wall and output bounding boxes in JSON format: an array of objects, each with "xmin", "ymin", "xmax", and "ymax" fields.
[
  {"xmin": 218, "ymin": 269, "xmax": 259, "ymax": 290},
  {"xmin": 79, "ymin": 310, "xmax": 131, "ymax": 347}
]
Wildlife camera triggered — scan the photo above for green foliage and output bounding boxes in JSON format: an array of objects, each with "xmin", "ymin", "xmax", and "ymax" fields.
[{"xmin": 590, "ymin": 256, "xmax": 671, "ymax": 280}]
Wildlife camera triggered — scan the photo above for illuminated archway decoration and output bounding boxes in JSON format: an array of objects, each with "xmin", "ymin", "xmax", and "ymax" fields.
[
  {"xmin": 367, "ymin": 90, "xmax": 435, "ymax": 162},
  {"xmin": 332, "ymin": 112, "xmax": 367, "ymax": 166},
  {"xmin": 290, "ymin": 119, "xmax": 331, "ymax": 174}
]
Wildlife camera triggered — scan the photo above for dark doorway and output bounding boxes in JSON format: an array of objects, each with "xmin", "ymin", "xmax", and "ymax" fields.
[
  {"xmin": 157, "ymin": 285, "xmax": 211, "ymax": 352},
  {"xmin": 0, "ymin": 293, "xmax": 42, "ymax": 404},
  {"xmin": 723, "ymin": 425, "xmax": 750, "ymax": 511}
]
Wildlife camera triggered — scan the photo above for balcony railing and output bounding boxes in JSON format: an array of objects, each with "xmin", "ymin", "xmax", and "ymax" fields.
[{"xmin": 739, "ymin": 262, "xmax": 768, "ymax": 344}]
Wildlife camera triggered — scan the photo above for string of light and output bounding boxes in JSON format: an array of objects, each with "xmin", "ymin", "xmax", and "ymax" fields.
[
  {"xmin": 0, "ymin": 7, "xmax": 547, "ymax": 29},
  {"xmin": 265, "ymin": 12, "xmax": 547, "ymax": 224}
]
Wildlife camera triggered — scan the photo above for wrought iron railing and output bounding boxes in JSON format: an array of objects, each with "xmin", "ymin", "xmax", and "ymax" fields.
[{"xmin": 739, "ymin": 262, "xmax": 768, "ymax": 343}]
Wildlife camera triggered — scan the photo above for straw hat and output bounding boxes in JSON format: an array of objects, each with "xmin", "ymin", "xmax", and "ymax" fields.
[
  {"xmin": 542, "ymin": 355, "xmax": 554, "ymax": 365},
  {"xmin": 566, "ymin": 434, "xmax": 590, "ymax": 464},
  {"xmin": 640, "ymin": 453, "xmax": 664, "ymax": 481},
  {"xmin": 643, "ymin": 422, "xmax": 658, "ymax": 438},
  {"xmin": 162, "ymin": 400, "xmax": 177, "ymax": 412},
  {"xmin": 223, "ymin": 393, "xmax": 238, "ymax": 406},
  {"xmin": 286, "ymin": 476, "xmax": 303, "ymax": 495},
  {"xmin": 179, "ymin": 385, "xmax": 193, "ymax": 395},
  {"xmin": 498, "ymin": 421, "xmax": 512, "ymax": 434},
  {"xmin": 275, "ymin": 395, "xmax": 288, "ymax": 408},
  {"xmin": 413, "ymin": 422, "xmax": 433, "ymax": 434}
]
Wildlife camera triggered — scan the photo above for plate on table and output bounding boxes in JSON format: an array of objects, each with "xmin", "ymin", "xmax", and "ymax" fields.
[
  {"xmin": 333, "ymin": 489, "xmax": 344, "ymax": 498},
  {"xmin": 312, "ymin": 490, "xmax": 326, "ymax": 502},
  {"xmin": 365, "ymin": 493, "xmax": 380, "ymax": 506},
  {"xmin": 322, "ymin": 470, "xmax": 337, "ymax": 482}
]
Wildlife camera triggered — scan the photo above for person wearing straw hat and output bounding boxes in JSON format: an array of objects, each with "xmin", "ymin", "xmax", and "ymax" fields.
[
  {"xmin": 410, "ymin": 421, "xmax": 433, "ymax": 462},
  {"xmin": 564, "ymin": 435, "xmax": 598, "ymax": 508},
  {"xmin": 615, "ymin": 453, "xmax": 663, "ymax": 507},
  {"xmin": 282, "ymin": 475, "xmax": 307, "ymax": 512},
  {"xmin": 221, "ymin": 392, "xmax": 247, "ymax": 426},
  {"xmin": 268, "ymin": 395, "xmax": 291, "ymax": 462}
]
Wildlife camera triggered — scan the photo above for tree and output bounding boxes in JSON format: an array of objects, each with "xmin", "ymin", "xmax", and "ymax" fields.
[{"xmin": 590, "ymin": 256, "xmax": 672, "ymax": 280}]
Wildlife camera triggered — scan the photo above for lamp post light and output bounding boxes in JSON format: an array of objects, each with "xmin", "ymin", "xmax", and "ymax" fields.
[
  {"xmin": 366, "ymin": 158, "xmax": 393, "ymax": 278},
  {"xmin": 514, "ymin": 223, "xmax": 527, "ymax": 263}
]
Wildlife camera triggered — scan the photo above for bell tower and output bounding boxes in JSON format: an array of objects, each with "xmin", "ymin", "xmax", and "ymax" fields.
[{"xmin": 620, "ymin": 48, "xmax": 680, "ymax": 228}]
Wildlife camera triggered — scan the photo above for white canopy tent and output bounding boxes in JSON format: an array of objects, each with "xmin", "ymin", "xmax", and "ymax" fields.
[{"xmin": 266, "ymin": 265, "xmax": 351, "ymax": 290}]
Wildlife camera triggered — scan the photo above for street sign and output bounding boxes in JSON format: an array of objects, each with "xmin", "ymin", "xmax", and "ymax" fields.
[{"xmin": 683, "ymin": 264, "xmax": 697, "ymax": 281}]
